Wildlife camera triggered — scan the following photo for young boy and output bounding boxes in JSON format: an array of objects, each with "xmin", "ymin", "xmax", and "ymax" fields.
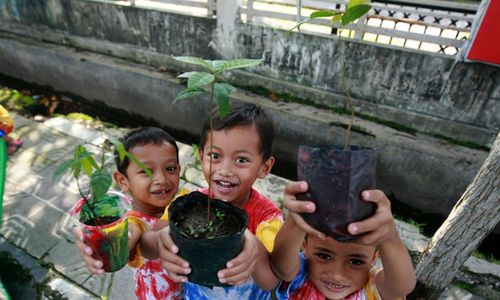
[
  {"xmin": 271, "ymin": 181, "xmax": 416, "ymax": 300},
  {"xmin": 75, "ymin": 127, "xmax": 184, "ymax": 300},
  {"xmin": 141, "ymin": 102, "xmax": 283, "ymax": 299}
]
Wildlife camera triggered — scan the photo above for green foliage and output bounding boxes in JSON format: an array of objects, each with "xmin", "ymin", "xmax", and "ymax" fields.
[
  {"xmin": 173, "ymin": 56, "xmax": 262, "ymax": 118},
  {"xmin": 290, "ymin": 0, "xmax": 371, "ymax": 31},
  {"xmin": 53, "ymin": 140, "xmax": 152, "ymax": 219},
  {"xmin": 0, "ymin": 88, "xmax": 37, "ymax": 110}
]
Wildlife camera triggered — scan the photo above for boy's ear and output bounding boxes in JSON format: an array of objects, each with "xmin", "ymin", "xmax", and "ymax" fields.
[
  {"xmin": 258, "ymin": 156, "xmax": 275, "ymax": 179},
  {"xmin": 301, "ymin": 239, "xmax": 308, "ymax": 257},
  {"xmin": 113, "ymin": 171, "xmax": 129, "ymax": 192}
]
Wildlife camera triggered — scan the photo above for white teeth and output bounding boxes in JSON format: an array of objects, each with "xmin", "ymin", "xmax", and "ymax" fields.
[
  {"xmin": 327, "ymin": 283, "xmax": 344, "ymax": 288},
  {"xmin": 152, "ymin": 189, "xmax": 168, "ymax": 195},
  {"xmin": 218, "ymin": 181, "xmax": 232, "ymax": 187}
]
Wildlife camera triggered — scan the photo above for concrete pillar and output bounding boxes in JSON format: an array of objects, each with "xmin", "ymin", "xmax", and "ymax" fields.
[{"xmin": 213, "ymin": 0, "xmax": 241, "ymax": 58}]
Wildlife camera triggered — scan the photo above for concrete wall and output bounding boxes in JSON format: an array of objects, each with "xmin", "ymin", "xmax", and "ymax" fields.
[
  {"xmin": 0, "ymin": 0, "xmax": 498, "ymax": 146},
  {"xmin": 0, "ymin": 0, "xmax": 496, "ymax": 224}
]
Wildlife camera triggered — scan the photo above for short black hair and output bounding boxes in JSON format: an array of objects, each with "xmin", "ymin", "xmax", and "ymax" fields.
[
  {"xmin": 199, "ymin": 102, "xmax": 274, "ymax": 160},
  {"xmin": 115, "ymin": 127, "xmax": 179, "ymax": 174}
]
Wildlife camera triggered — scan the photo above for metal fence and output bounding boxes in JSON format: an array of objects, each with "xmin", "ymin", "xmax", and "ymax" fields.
[
  {"xmin": 126, "ymin": 0, "xmax": 478, "ymax": 55},
  {"xmin": 241, "ymin": 0, "xmax": 478, "ymax": 55},
  {"xmin": 129, "ymin": 0, "xmax": 216, "ymax": 17}
]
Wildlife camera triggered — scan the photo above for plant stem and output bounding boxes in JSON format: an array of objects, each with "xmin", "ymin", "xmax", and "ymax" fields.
[
  {"xmin": 207, "ymin": 80, "xmax": 215, "ymax": 222},
  {"xmin": 338, "ymin": 28, "xmax": 355, "ymax": 150}
]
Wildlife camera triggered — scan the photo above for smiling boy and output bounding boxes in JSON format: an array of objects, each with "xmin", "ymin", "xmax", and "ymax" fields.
[{"xmin": 149, "ymin": 102, "xmax": 283, "ymax": 299}]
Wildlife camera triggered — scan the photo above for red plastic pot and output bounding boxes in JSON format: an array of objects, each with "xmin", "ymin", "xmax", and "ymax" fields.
[{"xmin": 70, "ymin": 191, "xmax": 131, "ymax": 272}]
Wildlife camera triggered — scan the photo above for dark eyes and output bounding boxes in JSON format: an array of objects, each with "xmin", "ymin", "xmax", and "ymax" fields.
[
  {"xmin": 208, "ymin": 152, "xmax": 220, "ymax": 159},
  {"xmin": 348, "ymin": 259, "xmax": 365, "ymax": 266},
  {"xmin": 235, "ymin": 157, "xmax": 249, "ymax": 163},
  {"xmin": 316, "ymin": 253, "xmax": 331, "ymax": 261},
  {"xmin": 139, "ymin": 168, "xmax": 152, "ymax": 174},
  {"xmin": 166, "ymin": 166, "xmax": 178, "ymax": 172}
]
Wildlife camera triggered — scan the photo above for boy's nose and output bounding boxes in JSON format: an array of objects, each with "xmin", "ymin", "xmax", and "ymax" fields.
[
  {"xmin": 217, "ymin": 159, "xmax": 234, "ymax": 175},
  {"xmin": 153, "ymin": 172, "xmax": 167, "ymax": 184},
  {"xmin": 328, "ymin": 263, "xmax": 348, "ymax": 281}
]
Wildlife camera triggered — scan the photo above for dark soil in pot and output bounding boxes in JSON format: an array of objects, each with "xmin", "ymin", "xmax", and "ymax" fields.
[
  {"xmin": 169, "ymin": 191, "xmax": 248, "ymax": 287},
  {"xmin": 297, "ymin": 145, "xmax": 377, "ymax": 242}
]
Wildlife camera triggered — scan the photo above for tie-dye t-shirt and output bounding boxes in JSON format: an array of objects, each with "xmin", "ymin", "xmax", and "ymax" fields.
[
  {"xmin": 127, "ymin": 210, "xmax": 183, "ymax": 300},
  {"xmin": 276, "ymin": 253, "xmax": 383, "ymax": 300},
  {"xmin": 182, "ymin": 188, "xmax": 283, "ymax": 300},
  {"xmin": 0, "ymin": 105, "xmax": 14, "ymax": 135}
]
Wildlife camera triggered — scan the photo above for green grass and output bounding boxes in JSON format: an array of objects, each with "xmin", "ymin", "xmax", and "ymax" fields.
[{"xmin": 472, "ymin": 251, "xmax": 500, "ymax": 264}]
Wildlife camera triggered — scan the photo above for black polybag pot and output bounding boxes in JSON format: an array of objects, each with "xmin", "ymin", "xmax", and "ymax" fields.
[
  {"xmin": 168, "ymin": 191, "xmax": 248, "ymax": 287},
  {"xmin": 297, "ymin": 145, "xmax": 377, "ymax": 242}
]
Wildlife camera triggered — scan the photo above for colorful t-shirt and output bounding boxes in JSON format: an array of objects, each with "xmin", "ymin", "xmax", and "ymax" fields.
[
  {"xmin": 276, "ymin": 253, "xmax": 382, "ymax": 300},
  {"xmin": 0, "ymin": 105, "xmax": 14, "ymax": 135},
  {"xmin": 127, "ymin": 210, "xmax": 183, "ymax": 300},
  {"xmin": 172, "ymin": 188, "xmax": 283, "ymax": 300}
]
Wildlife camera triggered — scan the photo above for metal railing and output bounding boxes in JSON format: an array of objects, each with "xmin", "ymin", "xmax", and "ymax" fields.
[
  {"xmin": 129, "ymin": 0, "xmax": 216, "ymax": 17},
  {"xmin": 125, "ymin": 0, "xmax": 478, "ymax": 55},
  {"xmin": 241, "ymin": 0, "xmax": 479, "ymax": 55}
]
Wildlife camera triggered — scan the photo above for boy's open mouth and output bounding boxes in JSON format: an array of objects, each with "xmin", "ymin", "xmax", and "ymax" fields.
[
  {"xmin": 151, "ymin": 188, "xmax": 171, "ymax": 196},
  {"xmin": 215, "ymin": 180, "xmax": 236, "ymax": 194}
]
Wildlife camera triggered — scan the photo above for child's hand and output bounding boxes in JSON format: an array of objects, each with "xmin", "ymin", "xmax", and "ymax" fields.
[
  {"xmin": 284, "ymin": 181, "xmax": 325, "ymax": 238},
  {"xmin": 218, "ymin": 229, "xmax": 258, "ymax": 285},
  {"xmin": 158, "ymin": 226, "xmax": 191, "ymax": 282},
  {"xmin": 73, "ymin": 227, "xmax": 105, "ymax": 274},
  {"xmin": 347, "ymin": 190, "xmax": 398, "ymax": 246}
]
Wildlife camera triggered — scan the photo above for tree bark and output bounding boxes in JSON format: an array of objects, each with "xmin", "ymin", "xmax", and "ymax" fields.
[{"xmin": 410, "ymin": 132, "xmax": 500, "ymax": 300}]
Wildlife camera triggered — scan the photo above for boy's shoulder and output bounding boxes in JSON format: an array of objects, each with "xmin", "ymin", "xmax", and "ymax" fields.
[
  {"xmin": 245, "ymin": 188, "xmax": 283, "ymax": 235},
  {"xmin": 245, "ymin": 188, "xmax": 282, "ymax": 216}
]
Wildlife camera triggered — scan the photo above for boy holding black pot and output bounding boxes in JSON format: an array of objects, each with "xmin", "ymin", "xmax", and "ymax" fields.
[
  {"xmin": 271, "ymin": 181, "xmax": 416, "ymax": 300},
  {"xmin": 143, "ymin": 102, "xmax": 284, "ymax": 299}
]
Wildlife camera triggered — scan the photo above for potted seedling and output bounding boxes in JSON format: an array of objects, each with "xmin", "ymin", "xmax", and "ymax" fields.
[
  {"xmin": 291, "ymin": 1, "xmax": 377, "ymax": 242},
  {"xmin": 54, "ymin": 139, "xmax": 150, "ymax": 272},
  {"xmin": 167, "ymin": 56, "xmax": 262, "ymax": 286}
]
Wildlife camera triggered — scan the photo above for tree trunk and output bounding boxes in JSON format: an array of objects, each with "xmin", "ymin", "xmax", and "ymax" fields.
[{"xmin": 409, "ymin": 132, "xmax": 500, "ymax": 300}]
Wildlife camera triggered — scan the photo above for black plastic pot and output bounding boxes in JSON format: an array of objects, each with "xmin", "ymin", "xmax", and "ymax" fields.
[
  {"xmin": 297, "ymin": 145, "xmax": 377, "ymax": 242},
  {"xmin": 168, "ymin": 191, "xmax": 248, "ymax": 287}
]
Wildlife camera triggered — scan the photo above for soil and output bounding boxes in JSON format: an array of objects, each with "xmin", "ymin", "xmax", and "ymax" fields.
[
  {"xmin": 82, "ymin": 216, "xmax": 120, "ymax": 227},
  {"xmin": 175, "ymin": 201, "xmax": 241, "ymax": 240}
]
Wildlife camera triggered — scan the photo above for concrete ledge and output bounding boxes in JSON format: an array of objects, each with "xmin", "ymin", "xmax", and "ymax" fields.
[{"xmin": 0, "ymin": 33, "xmax": 490, "ymax": 224}]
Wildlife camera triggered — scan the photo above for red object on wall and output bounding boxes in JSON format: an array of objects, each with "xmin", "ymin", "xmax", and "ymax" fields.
[{"xmin": 466, "ymin": 0, "xmax": 500, "ymax": 65}]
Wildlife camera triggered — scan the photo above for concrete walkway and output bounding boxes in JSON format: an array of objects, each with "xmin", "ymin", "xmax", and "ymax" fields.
[{"xmin": 0, "ymin": 112, "xmax": 497, "ymax": 299}]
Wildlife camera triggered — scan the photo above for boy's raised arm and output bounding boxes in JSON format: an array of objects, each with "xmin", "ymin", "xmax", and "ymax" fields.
[
  {"xmin": 271, "ymin": 181, "xmax": 322, "ymax": 281},
  {"xmin": 348, "ymin": 190, "xmax": 416, "ymax": 298}
]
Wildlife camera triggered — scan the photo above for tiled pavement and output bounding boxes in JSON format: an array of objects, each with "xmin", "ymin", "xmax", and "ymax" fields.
[{"xmin": 0, "ymin": 112, "xmax": 497, "ymax": 299}]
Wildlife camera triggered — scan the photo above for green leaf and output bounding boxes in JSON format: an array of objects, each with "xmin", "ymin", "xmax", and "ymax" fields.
[
  {"xmin": 90, "ymin": 170, "xmax": 112, "ymax": 202},
  {"xmin": 216, "ymin": 59, "xmax": 262, "ymax": 72},
  {"xmin": 172, "ymin": 56, "xmax": 215, "ymax": 72},
  {"xmin": 81, "ymin": 156, "xmax": 94, "ymax": 177},
  {"xmin": 52, "ymin": 159, "xmax": 74, "ymax": 180},
  {"xmin": 177, "ymin": 72, "xmax": 198, "ymax": 79},
  {"xmin": 109, "ymin": 139, "xmax": 126, "ymax": 163},
  {"xmin": 214, "ymin": 83, "xmax": 235, "ymax": 118},
  {"xmin": 310, "ymin": 10, "xmax": 339, "ymax": 19},
  {"xmin": 331, "ymin": 14, "xmax": 342, "ymax": 24},
  {"xmin": 187, "ymin": 72, "xmax": 215, "ymax": 89},
  {"xmin": 174, "ymin": 87, "xmax": 206, "ymax": 102},
  {"xmin": 348, "ymin": 0, "xmax": 370, "ymax": 9},
  {"xmin": 209, "ymin": 60, "xmax": 226, "ymax": 71},
  {"xmin": 126, "ymin": 153, "xmax": 153, "ymax": 178},
  {"xmin": 342, "ymin": 4, "xmax": 371, "ymax": 26}
]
